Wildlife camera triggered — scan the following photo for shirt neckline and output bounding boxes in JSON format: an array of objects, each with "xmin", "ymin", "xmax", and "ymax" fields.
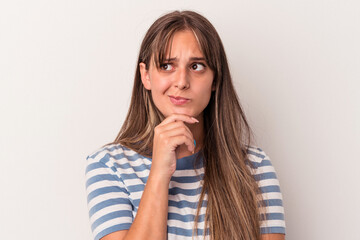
[{"xmin": 175, "ymin": 151, "xmax": 203, "ymax": 170}]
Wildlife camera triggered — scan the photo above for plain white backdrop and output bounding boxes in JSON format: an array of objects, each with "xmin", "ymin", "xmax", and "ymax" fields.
[{"xmin": 1, "ymin": 0, "xmax": 359, "ymax": 239}]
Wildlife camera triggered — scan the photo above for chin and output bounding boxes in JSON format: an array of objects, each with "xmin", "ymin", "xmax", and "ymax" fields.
[{"xmin": 171, "ymin": 108, "xmax": 195, "ymax": 117}]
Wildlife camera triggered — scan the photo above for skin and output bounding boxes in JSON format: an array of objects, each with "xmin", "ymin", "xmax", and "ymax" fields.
[{"xmin": 101, "ymin": 30, "xmax": 285, "ymax": 240}]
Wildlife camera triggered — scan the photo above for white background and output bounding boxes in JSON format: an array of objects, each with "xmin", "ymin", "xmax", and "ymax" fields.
[{"xmin": 1, "ymin": 0, "xmax": 359, "ymax": 239}]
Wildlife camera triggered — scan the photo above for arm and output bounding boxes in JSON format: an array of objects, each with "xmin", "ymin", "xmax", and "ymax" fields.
[
  {"xmin": 101, "ymin": 173, "xmax": 169, "ymax": 240},
  {"xmin": 261, "ymin": 234, "xmax": 285, "ymax": 240}
]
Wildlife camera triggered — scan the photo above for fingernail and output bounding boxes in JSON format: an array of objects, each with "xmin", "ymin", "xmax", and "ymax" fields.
[{"xmin": 191, "ymin": 117, "xmax": 199, "ymax": 123}]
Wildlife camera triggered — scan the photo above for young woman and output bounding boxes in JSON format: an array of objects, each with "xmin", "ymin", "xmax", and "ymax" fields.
[{"xmin": 85, "ymin": 10, "xmax": 285, "ymax": 240}]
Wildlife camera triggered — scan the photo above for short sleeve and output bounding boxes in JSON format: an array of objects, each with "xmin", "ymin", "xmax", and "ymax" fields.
[
  {"xmin": 247, "ymin": 147, "xmax": 286, "ymax": 235},
  {"xmin": 85, "ymin": 153, "xmax": 133, "ymax": 240}
]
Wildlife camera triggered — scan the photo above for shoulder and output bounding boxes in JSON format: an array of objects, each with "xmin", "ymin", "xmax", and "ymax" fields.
[
  {"xmin": 86, "ymin": 143, "xmax": 133, "ymax": 160},
  {"xmin": 245, "ymin": 146, "xmax": 273, "ymax": 169},
  {"xmin": 245, "ymin": 146, "xmax": 280, "ymax": 183},
  {"xmin": 85, "ymin": 143, "xmax": 147, "ymax": 176},
  {"xmin": 86, "ymin": 143, "xmax": 142, "ymax": 166}
]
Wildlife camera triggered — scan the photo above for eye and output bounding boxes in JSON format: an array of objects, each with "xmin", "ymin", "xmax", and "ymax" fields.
[
  {"xmin": 160, "ymin": 63, "xmax": 174, "ymax": 71},
  {"xmin": 191, "ymin": 63, "xmax": 206, "ymax": 71}
]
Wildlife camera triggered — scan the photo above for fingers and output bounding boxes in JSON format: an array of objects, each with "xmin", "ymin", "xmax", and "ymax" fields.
[
  {"xmin": 158, "ymin": 121, "xmax": 193, "ymax": 139},
  {"xmin": 170, "ymin": 135, "xmax": 195, "ymax": 153},
  {"xmin": 158, "ymin": 114, "xmax": 199, "ymax": 127},
  {"xmin": 160, "ymin": 127, "xmax": 195, "ymax": 152},
  {"xmin": 154, "ymin": 114, "xmax": 198, "ymax": 153}
]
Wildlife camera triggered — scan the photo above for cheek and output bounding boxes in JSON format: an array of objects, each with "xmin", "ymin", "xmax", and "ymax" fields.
[
  {"xmin": 197, "ymin": 76, "xmax": 214, "ymax": 94},
  {"xmin": 194, "ymin": 82, "xmax": 213, "ymax": 105},
  {"xmin": 150, "ymin": 76, "xmax": 171, "ymax": 93}
]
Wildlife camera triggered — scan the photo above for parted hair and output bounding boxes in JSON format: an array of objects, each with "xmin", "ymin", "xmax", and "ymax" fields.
[{"xmin": 112, "ymin": 10, "xmax": 266, "ymax": 240}]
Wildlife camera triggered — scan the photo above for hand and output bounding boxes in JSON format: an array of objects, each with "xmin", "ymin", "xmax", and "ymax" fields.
[{"xmin": 150, "ymin": 114, "xmax": 198, "ymax": 181}]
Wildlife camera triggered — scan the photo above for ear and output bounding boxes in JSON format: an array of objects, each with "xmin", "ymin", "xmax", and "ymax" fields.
[
  {"xmin": 139, "ymin": 62, "xmax": 151, "ymax": 90},
  {"xmin": 211, "ymin": 80, "xmax": 216, "ymax": 91}
]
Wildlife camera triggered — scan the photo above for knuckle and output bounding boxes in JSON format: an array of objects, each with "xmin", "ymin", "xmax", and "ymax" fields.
[
  {"xmin": 177, "ymin": 121, "xmax": 185, "ymax": 127},
  {"xmin": 158, "ymin": 132, "xmax": 164, "ymax": 139},
  {"xmin": 181, "ymin": 128, "xmax": 188, "ymax": 134},
  {"xmin": 183, "ymin": 126, "xmax": 190, "ymax": 134},
  {"xmin": 154, "ymin": 126, "xmax": 159, "ymax": 133}
]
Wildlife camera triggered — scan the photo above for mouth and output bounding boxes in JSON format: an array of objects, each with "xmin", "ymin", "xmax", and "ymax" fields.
[{"xmin": 169, "ymin": 95, "xmax": 190, "ymax": 105}]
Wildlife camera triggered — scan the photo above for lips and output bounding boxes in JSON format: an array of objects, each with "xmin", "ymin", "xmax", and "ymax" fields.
[{"xmin": 169, "ymin": 95, "xmax": 190, "ymax": 105}]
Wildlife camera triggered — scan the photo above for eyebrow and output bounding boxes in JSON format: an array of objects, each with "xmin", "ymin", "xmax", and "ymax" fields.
[{"xmin": 163, "ymin": 57, "xmax": 206, "ymax": 62}]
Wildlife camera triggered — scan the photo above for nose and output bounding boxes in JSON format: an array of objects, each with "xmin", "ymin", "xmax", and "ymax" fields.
[{"xmin": 174, "ymin": 67, "xmax": 190, "ymax": 90}]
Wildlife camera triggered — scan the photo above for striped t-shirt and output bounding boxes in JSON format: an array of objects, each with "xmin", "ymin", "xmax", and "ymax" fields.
[{"xmin": 85, "ymin": 144, "xmax": 286, "ymax": 240}]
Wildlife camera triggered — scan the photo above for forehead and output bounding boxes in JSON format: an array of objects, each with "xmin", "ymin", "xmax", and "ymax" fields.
[{"xmin": 165, "ymin": 30, "xmax": 204, "ymax": 57}]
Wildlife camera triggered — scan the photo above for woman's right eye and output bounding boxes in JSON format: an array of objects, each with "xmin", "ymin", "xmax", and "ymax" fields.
[{"xmin": 160, "ymin": 63, "xmax": 174, "ymax": 71}]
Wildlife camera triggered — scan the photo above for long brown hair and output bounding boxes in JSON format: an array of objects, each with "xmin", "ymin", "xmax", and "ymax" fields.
[{"xmin": 112, "ymin": 10, "xmax": 266, "ymax": 240}]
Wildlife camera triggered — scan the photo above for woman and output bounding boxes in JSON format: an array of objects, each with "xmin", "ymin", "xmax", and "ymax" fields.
[{"xmin": 85, "ymin": 10, "xmax": 285, "ymax": 240}]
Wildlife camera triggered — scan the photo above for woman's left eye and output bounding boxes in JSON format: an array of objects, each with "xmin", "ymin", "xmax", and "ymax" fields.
[{"xmin": 191, "ymin": 63, "xmax": 205, "ymax": 71}]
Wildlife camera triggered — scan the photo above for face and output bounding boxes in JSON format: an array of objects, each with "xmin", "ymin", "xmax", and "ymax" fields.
[{"xmin": 139, "ymin": 30, "xmax": 215, "ymax": 119}]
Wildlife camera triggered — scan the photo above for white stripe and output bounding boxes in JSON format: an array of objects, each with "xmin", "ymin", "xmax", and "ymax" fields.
[
  {"xmin": 258, "ymin": 178, "xmax": 280, "ymax": 187},
  {"xmin": 168, "ymin": 193, "xmax": 203, "ymax": 202},
  {"xmin": 167, "ymin": 219, "xmax": 205, "ymax": 229},
  {"xmin": 256, "ymin": 165, "xmax": 276, "ymax": 174},
  {"xmin": 261, "ymin": 192, "xmax": 283, "ymax": 200},
  {"xmin": 172, "ymin": 168, "xmax": 205, "ymax": 177},
  {"xmin": 90, "ymin": 204, "xmax": 132, "ymax": 223},
  {"xmin": 125, "ymin": 180, "xmax": 203, "ymax": 191},
  {"xmin": 169, "ymin": 181, "xmax": 202, "ymax": 190},
  {"xmin": 168, "ymin": 205, "xmax": 206, "ymax": 215},
  {"xmin": 121, "ymin": 193, "xmax": 200, "ymax": 204},
  {"xmin": 114, "ymin": 156, "xmax": 151, "ymax": 167},
  {"xmin": 247, "ymin": 153, "xmax": 263, "ymax": 163},
  {"xmin": 124, "ymin": 178, "xmax": 150, "ymax": 187},
  {"xmin": 86, "ymin": 167, "xmax": 112, "ymax": 180},
  {"xmin": 88, "ymin": 192, "xmax": 127, "ymax": 210},
  {"xmin": 122, "ymin": 178, "xmax": 146, "ymax": 187},
  {"xmin": 123, "ymin": 149, "xmax": 138, "ymax": 156},
  {"xmin": 86, "ymin": 180, "xmax": 125, "ymax": 196},
  {"xmin": 96, "ymin": 150, "xmax": 136, "ymax": 166},
  {"xmin": 127, "ymin": 191, "xmax": 144, "ymax": 200},
  {"xmin": 266, "ymin": 205, "xmax": 285, "ymax": 214},
  {"xmin": 122, "ymin": 169, "xmax": 150, "ymax": 180},
  {"xmin": 260, "ymin": 219, "xmax": 286, "ymax": 228},
  {"xmin": 123, "ymin": 174, "xmax": 205, "ymax": 189}
]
